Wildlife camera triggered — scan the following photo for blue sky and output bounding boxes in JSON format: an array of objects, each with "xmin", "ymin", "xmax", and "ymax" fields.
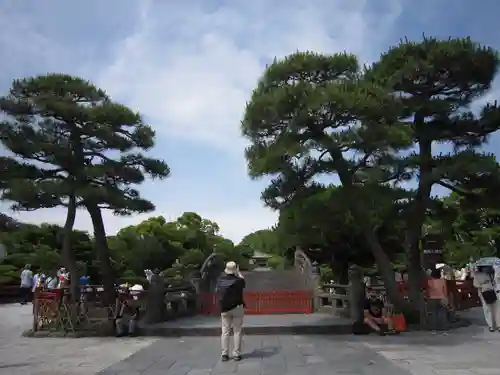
[{"xmin": 0, "ymin": 0, "xmax": 499, "ymax": 242}]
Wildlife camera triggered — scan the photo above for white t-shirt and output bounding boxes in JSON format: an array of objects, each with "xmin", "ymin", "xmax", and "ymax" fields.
[
  {"xmin": 473, "ymin": 271, "xmax": 494, "ymax": 291},
  {"xmin": 20, "ymin": 269, "xmax": 33, "ymax": 288},
  {"xmin": 45, "ymin": 277, "xmax": 58, "ymax": 289}
]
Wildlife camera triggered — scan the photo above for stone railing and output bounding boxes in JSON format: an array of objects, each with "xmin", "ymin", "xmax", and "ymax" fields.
[
  {"xmin": 316, "ymin": 282, "xmax": 351, "ymax": 317},
  {"xmin": 0, "ymin": 284, "xmax": 22, "ymax": 303},
  {"xmin": 315, "ymin": 271, "xmax": 482, "ymax": 323},
  {"xmin": 294, "ymin": 248, "xmax": 317, "ymax": 289},
  {"xmin": 314, "ymin": 266, "xmax": 365, "ymax": 320}
]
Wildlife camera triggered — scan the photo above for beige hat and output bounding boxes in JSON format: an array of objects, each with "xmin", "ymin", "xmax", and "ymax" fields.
[{"xmin": 224, "ymin": 261, "xmax": 237, "ymax": 275}]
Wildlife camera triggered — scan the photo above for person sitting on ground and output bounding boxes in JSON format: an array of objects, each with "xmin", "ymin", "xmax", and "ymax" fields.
[
  {"xmin": 116, "ymin": 284, "xmax": 143, "ymax": 337},
  {"xmin": 363, "ymin": 291, "xmax": 396, "ymax": 335}
]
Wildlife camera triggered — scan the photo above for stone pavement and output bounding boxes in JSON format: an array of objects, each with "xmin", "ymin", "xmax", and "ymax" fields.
[
  {"xmin": 0, "ymin": 303, "xmax": 158, "ymax": 375},
  {"xmin": 97, "ymin": 334, "xmax": 408, "ymax": 375},
  {"xmin": 2, "ymin": 304, "xmax": 500, "ymax": 375},
  {"xmin": 141, "ymin": 312, "xmax": 352, "ymax": 336},
  {"xmin": 360, "ymin": 308, "xmax": 500, "ymax": 375}
]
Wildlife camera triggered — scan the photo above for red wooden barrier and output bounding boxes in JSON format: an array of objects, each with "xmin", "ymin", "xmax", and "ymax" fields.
[
  {"xmin": 449, "ymin": 280, "xmax": 481, "ymax": 310},
  {"xmin": 391, "ymin": 279, "xmax": 481, "ymax": 311},
  {"xmin": 200, "ymin": 290, "xmax": 313, "ymax": 315}
]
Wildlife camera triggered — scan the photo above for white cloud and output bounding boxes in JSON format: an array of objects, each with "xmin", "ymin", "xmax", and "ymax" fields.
[
  {"xmin": 0, "ymin": 0, "xmax": 406, "ymax": 242},
  {"xmin": 98, "ymin": 0, "xmax": 405, "ymax": 151}
]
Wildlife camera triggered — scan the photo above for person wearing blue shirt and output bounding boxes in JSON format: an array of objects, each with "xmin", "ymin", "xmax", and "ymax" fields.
[{"xmin": 79, "ymin": 275, "xmax": 90, "ymax": 285}]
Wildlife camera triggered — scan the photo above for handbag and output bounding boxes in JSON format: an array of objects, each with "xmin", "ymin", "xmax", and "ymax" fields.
[
  {"xmin": 440, "ymin": 296, "xmax": 449, "ymax": 307},
  {"xmin": 482, "ymin": 289, "xmax": 497, "ymax": 305},
  {"xmin": 391, "ymin": 313, "xmax": 407, "ymax": 332}
]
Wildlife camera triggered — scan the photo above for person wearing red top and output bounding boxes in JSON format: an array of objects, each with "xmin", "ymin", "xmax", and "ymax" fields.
[{"xmin": 427, "ymin": 268, "xmax": 449, "ymax": 331}]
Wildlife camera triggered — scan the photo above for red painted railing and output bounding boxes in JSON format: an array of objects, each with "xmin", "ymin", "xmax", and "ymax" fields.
[
  {"xmin": 200, "ymin": 290, "xmax": 313, "ymax": 315},
  {"xmin": 392, "ymin": 279, "xmax": 481, "ymax": 310}
]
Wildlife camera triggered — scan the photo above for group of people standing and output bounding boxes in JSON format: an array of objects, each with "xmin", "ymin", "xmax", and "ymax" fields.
[
  {"xmin": 19, "ymin": 264, "xmax": 72, "ymax": 304},
  {"xmin": 421, "ymin": 262, "xmax": 500, "ymax": 333},
  {"xmin": 363, "ymin": 261, "xmax": 500, "ymax": 334}
]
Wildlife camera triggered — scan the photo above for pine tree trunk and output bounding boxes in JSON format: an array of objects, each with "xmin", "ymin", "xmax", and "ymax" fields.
[
  {"xmin": 85, "ymin": 203, "xmax": 116, "ymax": 306},
  {"xmin": 62, "ymin": 194, "xmax": 79, "ymax": 303},
  {"xmin": 405, "ymin": 137, "xmax": 434, "ymax": 325},
  {"xmin": 334, "ymin": 154, "xmax": 413, "ymax": 315},
  {"xmin": 406, "ymin": 245, "xmax": 425, "ymax": 325},
  {"xmin": 362, "ymin": 227, "xmax": 412, "ymax": 313}
]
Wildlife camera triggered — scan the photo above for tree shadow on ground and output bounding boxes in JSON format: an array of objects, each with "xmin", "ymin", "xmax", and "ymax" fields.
[
  {"xmin": 244, "ymin": 346, "xmax": 280, "ymax": 358},
  {"xmin": 355, "ymin": 324, "xmax": 492, "ymax": 347}
]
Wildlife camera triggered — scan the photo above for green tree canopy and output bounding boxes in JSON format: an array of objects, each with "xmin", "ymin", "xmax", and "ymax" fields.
[
  {"xmin": 427, "ymin": 193, "xmax": 500, "ymax": 266},
  {"xmin": 0, "ymin": 211, "xmax": 248, "ymax": 286},
  {"xmin": 241, "ymin": 37, "xmax": 500, "ymax": 314},
  {"xmin": 239, "ymin": 229, "xmax": 281, "ymax": 257},
  {"xmin": 276, "ymin": 185, "xmax": 406, "ymax": 271},
  {"xmin": 0, "ymin": 74, "xmax": 170, "ymax": 300}
]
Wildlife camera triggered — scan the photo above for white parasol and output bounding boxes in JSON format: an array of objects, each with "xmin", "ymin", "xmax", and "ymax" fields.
[{"xmin": 474, "ymin": 257, "xmax": 500, "ymax": 268}]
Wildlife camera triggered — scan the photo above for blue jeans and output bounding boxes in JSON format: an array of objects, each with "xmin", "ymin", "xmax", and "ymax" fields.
[{"xmin": 427, "ymin": 299, "xmax": 448, "ymax": 330}]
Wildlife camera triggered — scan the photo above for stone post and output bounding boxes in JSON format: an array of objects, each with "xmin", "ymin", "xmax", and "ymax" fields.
[
  {"xmin": 311, "ymin": 261, "xmax": 322, "ymax": 311},
  {"xmin": 143, "ymin": 274, "xmax": 166, "ymax": 324},
  {"xmin": 189, "ymin": 270, "xmax": 202, "ymax": 312},
  {"xmin": 348, "ymin": 265, "xmax": 365, "ymax": 325}
]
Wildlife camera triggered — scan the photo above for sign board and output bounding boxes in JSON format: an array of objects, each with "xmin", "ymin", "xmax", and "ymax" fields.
[{"xmin": 421, "ymin": 234, "xmax": 444, "ymax": 267}]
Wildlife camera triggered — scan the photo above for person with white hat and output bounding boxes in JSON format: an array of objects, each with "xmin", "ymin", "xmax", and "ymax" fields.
[
  {"xmin": 116, "ymin": 284, "xmax": 143, "ymax": 337},
  {"xmin": 216, "ymin": 261, "xmax": 246, "ymax": 361}
]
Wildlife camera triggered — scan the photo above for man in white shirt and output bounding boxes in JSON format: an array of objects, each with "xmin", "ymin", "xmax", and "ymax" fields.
[{"xmin": 20, "ymin": 264, "xmax": 33, "ymax": 305}]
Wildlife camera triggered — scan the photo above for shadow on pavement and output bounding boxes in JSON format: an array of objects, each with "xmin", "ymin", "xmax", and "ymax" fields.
[
  {"xmin": 244, "ymin": 346, "xmax": 280, "ymax": 358},
  {"xmin": 355, "ymin": 307, "xmax": 496, "ymax": 348},
  {"xmin": 0, "ymin": 363, "xmax": 31, "ymax": 369}
]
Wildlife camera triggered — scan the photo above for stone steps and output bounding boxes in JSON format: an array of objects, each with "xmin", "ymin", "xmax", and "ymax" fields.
[
  {"xmin": 139, "ymin": 313, "xmax": 353, "ymax": 337},
  {"xmin": 242, "ymin": 269, "xmax": 308, "ymax": 292}
]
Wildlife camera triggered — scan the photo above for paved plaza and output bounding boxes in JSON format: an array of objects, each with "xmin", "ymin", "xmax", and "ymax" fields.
[
  {"xmin": 0, "ymin": 303, "xmax": 158, "ymax": 375},
  {"xmin": 1, "ymin": 304, "xmax": 500, "ymax": 374}
]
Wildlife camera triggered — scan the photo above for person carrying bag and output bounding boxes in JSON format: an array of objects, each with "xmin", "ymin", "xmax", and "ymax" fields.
[{"xmin": 474, "ymin": 266, "xmax": 500, "ymax": 332}]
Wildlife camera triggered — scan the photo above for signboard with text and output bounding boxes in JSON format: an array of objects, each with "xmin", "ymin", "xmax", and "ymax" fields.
[{"xmin": 421, "ymin": 234, "xmax": 444, "ymax": 267}]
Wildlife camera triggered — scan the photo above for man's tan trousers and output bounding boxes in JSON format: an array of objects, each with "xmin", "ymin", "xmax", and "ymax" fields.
[{"xmin": 221, "ymin": 305, "xmax": 244, "ymax": 356}]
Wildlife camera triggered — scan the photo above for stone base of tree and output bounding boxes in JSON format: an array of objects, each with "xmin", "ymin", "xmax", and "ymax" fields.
[{"xmin": 22, "ymin": 327, "xmax": 113, "ymax": 338}]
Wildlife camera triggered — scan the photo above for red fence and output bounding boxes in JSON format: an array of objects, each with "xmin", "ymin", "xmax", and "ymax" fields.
[
  {"xmin": 200, "ymin": 291, "xmax": 313, "ymax": 315},
  {"xmin": 392, "ymin": 279, "xmax": 481, "ymax": 311}
]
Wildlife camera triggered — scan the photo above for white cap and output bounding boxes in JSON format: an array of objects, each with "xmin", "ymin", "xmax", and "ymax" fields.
[
  {"xmin": 130, "ymin": 284, "xmax": 144, "ymax": 292},
  {"xmin": 224, "ymin": 261, "xmax": 237, "ymax": 275}
]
